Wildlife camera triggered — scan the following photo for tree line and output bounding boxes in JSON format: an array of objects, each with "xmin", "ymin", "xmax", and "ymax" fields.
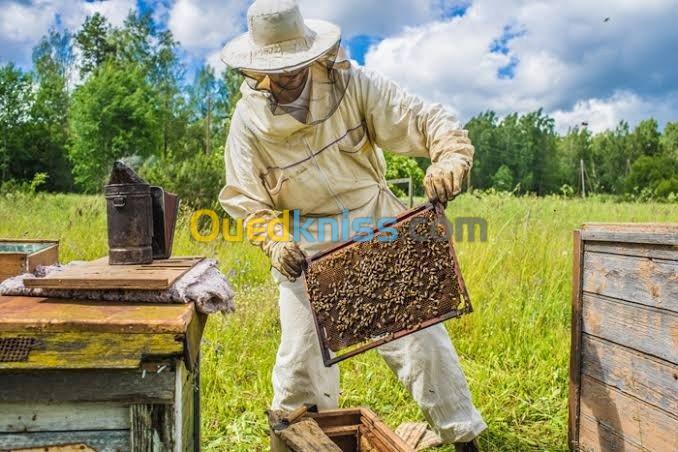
[{"xmin": 1, "ymin": 11, "xmax": 676, "ymax": 206}]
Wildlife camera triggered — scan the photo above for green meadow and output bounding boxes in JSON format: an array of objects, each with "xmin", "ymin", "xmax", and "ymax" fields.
[{"xmin": 1, "ymin": 192, "xmax": 675, "ymax": 451}]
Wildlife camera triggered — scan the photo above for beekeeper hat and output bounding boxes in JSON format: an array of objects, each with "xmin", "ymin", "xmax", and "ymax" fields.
[{"xmin": 221, "ymin": 0, "xmax": 341, "ymax": 73}]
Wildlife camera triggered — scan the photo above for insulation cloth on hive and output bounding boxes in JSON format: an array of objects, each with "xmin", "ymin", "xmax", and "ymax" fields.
[{"xmin": 0, "ymin": 259, "xmax": 235, "ymax": 315}]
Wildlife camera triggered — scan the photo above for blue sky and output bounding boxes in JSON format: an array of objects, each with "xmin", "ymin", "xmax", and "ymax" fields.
[{"xmin": 1, "ymin": 0, "xmax": 676, "ymax": 133}]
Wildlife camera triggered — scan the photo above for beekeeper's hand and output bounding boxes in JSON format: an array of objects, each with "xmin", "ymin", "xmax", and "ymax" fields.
[
  {"xmin": 268, "ymin": 241, "xmax": 307, "ymax": 281},
  {"xmin": 424, "ymin": 159, "xmax": 467, "ymax": 204}
]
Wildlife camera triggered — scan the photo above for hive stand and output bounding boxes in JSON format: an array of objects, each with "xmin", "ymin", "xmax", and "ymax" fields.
[{"xmin": 0, "ymin": 295, "xmax": 207, "ymax": 451}]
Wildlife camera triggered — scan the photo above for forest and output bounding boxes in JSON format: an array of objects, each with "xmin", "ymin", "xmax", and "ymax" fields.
[{"xmin": 1, "ymin": 11, "xmax": 676, "ymax": 208}]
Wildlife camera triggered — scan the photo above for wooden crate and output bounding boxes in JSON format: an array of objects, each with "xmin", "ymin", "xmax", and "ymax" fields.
[
  {"xmin": 0, "ymin": 296, "xmax": 207, "ymax": 451},
  {"xmin": 569, "ymin": 223, "xmax": 677, "ymax": 451},
  {"xmin": 0, "ymin": 240, "xmax": 58, "ymax": 283}
]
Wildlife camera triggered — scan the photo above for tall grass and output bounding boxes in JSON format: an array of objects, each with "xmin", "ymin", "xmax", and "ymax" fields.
[{"xmin": 0, "ymin": 193, "xmax": 675, "ymax": 451}]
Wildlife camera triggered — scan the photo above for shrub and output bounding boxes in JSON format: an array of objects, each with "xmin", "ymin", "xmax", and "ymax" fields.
[{"xmin": 140, "ymin": 151, "xmax": 224, "ymax": 211}]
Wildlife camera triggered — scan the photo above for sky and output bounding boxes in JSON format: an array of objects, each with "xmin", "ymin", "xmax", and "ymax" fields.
[{"xmin": 1, "ymin": 0, "xmax": 677, "ymax": 133}]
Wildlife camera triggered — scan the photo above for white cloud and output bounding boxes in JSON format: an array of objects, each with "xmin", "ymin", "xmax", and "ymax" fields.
[
  {"xmin": 167, "ymin": 0, "xmax": 249, "ymax": 51},
  {"xmin": 0, "ymin": 0, "xmax": 136, "ymax": 67},
  {"xmin": 205, "ymin": 48, "xmax": 226, "ymax": 73},
  {"xmin": 364, "ymin": 0, "xmax": 678, "ymax": 130},
  {"xmin": 166, "ymin": 0, "xmax": 466, "ymax": 52},
  {"xmin": 551, "ymin": 91, "xmax": 678, "ymax": 134},
  {"xmin": 297, "ymin": 0, "xmax": 465, "ymax": 38}
]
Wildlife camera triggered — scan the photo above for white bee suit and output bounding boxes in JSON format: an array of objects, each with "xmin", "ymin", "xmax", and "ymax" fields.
[{"xmin": 219, "ymin": 65, "xmax": 486, "ymax": 443}]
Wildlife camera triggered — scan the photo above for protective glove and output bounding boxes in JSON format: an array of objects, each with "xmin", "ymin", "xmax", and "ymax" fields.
[
  {"xmin": 265, "ymin": 240, "xmax": 307, "ymax": 281},
  {"xmin": 246, "ymin": 210, "xmax": 308, "ymax": 282},
  {"xmin": 424, "ymin": 159, "xmax": 468, "ymax": 204}
]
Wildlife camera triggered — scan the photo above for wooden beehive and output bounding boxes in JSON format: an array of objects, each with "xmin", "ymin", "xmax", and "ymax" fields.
[
  {"xmin": 0, "ymin": 295, "xmax": 207, "ymax": 451},
  {"xmin": 0, "ymin": 240, "xmax": 58, "ymax": 283},
  {"xmin": 569, "ymin": 223, "xmax": 677, "ymax": 451}
]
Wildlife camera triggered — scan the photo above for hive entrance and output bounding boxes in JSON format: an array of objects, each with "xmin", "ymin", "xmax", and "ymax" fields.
[
  {"xmin": 0, "ymin": 337, "xmax": 37, "ymax": 362},
  {"xmin": 305, "ymin": 205, "xmax": 472, "ymax": 366}
]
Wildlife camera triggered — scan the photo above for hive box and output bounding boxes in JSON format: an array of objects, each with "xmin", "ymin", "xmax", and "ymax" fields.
[
  {"xmin": 0, "ymin": 240, "xmax": 59, "ymax": 283},
  {"xmin": 569, "ymin": 223, "xmax": 677, "ymax": 451}
]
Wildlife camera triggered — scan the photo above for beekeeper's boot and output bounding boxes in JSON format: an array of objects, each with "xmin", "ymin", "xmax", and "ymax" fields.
[{"xmin": 455, "ymin": 438, "xmax": 480, "ymax": 452}]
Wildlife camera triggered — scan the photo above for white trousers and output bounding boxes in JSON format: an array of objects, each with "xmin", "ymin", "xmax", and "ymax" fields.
[{"xmin": 270, "ymin": 271, "xmax": 487, "ymax": 443}]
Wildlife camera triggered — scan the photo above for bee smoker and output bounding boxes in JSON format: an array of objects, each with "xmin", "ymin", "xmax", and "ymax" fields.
[{"xmin": 104, "ymin": 161, "xmax": 179, "ymax": 265}]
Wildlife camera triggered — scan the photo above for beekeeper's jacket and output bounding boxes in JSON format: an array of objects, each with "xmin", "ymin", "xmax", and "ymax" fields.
[{"xmin": 219, "ymin": 66, "xmax": 474, "ymax": 255}]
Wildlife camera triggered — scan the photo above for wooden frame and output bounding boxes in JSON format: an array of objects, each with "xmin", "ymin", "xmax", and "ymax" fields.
[
  {"xmin": 306, "ymin": 407, "xmax": 414, "ymax": 452},
  {"xmin": 305, "ymin": 203, "xmax": 472, "ymax": 367},
  {"xmin": 0, "ymin": 239, "xmax": 59, "ymax": 283},
  {"xmin": 569, "ymin": 223, "xmax": 677, "ymax": 451}
]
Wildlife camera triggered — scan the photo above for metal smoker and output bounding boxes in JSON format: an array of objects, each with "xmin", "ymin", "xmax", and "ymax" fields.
[{"xmin": 104, "ymin": 161, "xmax": 179, "ymax": 265}]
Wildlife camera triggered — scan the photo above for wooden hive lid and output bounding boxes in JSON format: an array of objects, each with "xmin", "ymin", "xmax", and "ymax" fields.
[
  {"xmin": 0, "ymin": 296, "xmax": 195, "ymax": 334},
  {"xmin": 580, "ymin": 222, "xmax": 678, "ymax": 245}
]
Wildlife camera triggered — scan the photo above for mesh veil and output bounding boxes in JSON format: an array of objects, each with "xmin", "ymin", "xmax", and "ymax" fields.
[{"xmin": 241, "ymin": 41, "xmax": 351, "ymax": 125}]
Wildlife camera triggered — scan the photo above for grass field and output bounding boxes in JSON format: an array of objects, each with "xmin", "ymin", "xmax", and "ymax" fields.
[{"xmin": 1, "ymin": 192, "xmax": 675, "ymax": 451}]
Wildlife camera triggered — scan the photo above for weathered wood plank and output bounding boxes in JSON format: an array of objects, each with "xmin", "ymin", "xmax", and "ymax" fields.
[
  {"xmin": 585, "ymin": 241, "xmax": 678, "ymax": 260},
  {"xmin": 0, "ymin": 331, "xmax": 184, "ymax": 369},
  {"xmin": 579, "ymin": 375, "xmax": 678, "ymax": 451},
  {"xmin": 578, "ymin": 413, "xmax": 643, "ymax": 452},
  {"xmin": 184, "ymin": 312, "xmax": 207, "ymax": 371},
  {"xmin": 0, "ymin": 430, "xmax": 129, "ymax": 451},
  {"xmin": 569, "ymin": 230, "xmax": 584, "ymax": 451},
  {"xmin": 583, "ymin": 251, "xmax": 678, "ymax": 311},
  {"xmin": 180, "ymin": 360, "xmax": 195, "ymax": 452},
  {"xmin": 131, "ymin": 404, "xmax": 175, "ymax": 451},
  {"xmin": 24, "ymin": 256, "xmax": 203, "ymax": 290},
  {"xmin": 581, "ymin": 223, "xmax": 678, "ymax": 245},
  {"xmin": 0, "ymin": 402, "xmax": 129, "ymax": 433},
  {"xmin": 0, "ymin": 296, "xmax": 195, "ymax": 334},
  {"xmin": 0, "ymin": 369, "xmax": 175, "ymax": 403},
  {"xmin": 278, "ymin": 418, "xmax": 342, "ymax": 451},
  {"xmin": 26, "ymin": 243, "xmax": 59, "ymax": 273},
  {"xmin": 581, "ymin": 293, "xmax": 678, "ymax": 363},
  {"xmin": 192, "ymin": 354, "xmax": 201, "ymax": 452},
  {"xmin": 581, "ymin": 334, "xmax": 677, "ymax": 414},
  {"xmin": 174, "ymin": 361, "xmax": 189, "ymax": 452},
  {"xmin": 0, "ymin": 255, "xmax": 27, "ymax": 283}
]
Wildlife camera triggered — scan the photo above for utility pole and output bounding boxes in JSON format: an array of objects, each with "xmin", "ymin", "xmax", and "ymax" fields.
[{"xmin": 580, "ymin": 159, "xmax": 586, "ymax": 198}]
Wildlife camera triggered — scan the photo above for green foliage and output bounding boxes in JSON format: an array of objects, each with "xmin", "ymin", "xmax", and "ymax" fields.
[
  {"xmin": 384, "ymin": 152, "xmax": 425, "ymax": 196},
  {"xmin": 0, "ymin": 64, "xmax": 34, "ymax": 183},
  {"xmin": 628, "ymin": 118, "xmax": 661, "ymax": 157},
  {"xmin": 140, "ymin": 151, "xmax": 225, "ymax": 210},
  {"xmin": 661, "ymin": 122, "xmax": 678, "ymax": 158},
  {"xmin": 75, "ymin": 13, "xmax": 115, "ymax": 77},
  {"xmin": 465, "ymin": 109, "xmax": 560, "ymax": 195},
  {"xmin": 24, "ymin": 29, "xmax": 74, "ymax": 191},
  {"xmin": 0, "ymin": 172, "xmax": 49, "ymax": 195},
  {"xmin": 491, "ymin": 164, "xmax": 514, "ymax": 191},
  {"xmin": 68, "ymin": 61, "xmax": 160, "ymax": 192},
  {"xmin": 625, "ymin": 154, "xmax": 678, "ymax": 199}
]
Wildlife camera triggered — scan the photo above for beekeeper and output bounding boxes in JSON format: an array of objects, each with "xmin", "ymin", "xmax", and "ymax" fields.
[{"xmin": 219, "ymin": 0, "xmax": 486, "ymax": 449}]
